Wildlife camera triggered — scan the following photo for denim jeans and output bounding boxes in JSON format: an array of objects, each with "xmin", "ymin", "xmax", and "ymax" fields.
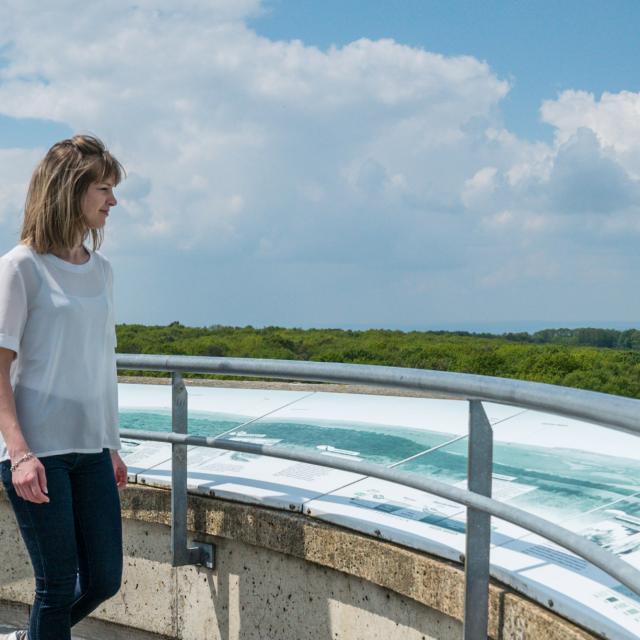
[{"xmin": 0, "ymin": 448, "xmax": 123, "ymax": 640}]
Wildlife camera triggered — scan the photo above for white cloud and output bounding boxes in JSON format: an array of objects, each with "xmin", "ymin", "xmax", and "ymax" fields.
[
  {"xmin": 462, "ymin": 119, "xmax": 640, "ymax": 244},
  {"xmin": 0, "ymin": 148, "xmax": 42, "ymax": 227},
  {"xmin": 546, "ymin": 128, "xmax": 640, "ymax": 215},
  {"xmin": 0, "ymin": 1, "xmax": 638, "ymax": 326},
  {"xmin": 462, "ymin": 166, "xmax": 498, "ymax": 209},
  {"xmin": 541, "ymin": 89, "xmax": 640, "ymax": 176},
  {"xmin": 0, "ymin": 1, "xmax": 512, "ymax": 263}
]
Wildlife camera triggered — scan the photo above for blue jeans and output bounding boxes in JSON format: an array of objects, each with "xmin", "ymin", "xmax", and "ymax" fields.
[{"xmin": 0, "ymin": 449, "xmax": 123, "ymax": 640}]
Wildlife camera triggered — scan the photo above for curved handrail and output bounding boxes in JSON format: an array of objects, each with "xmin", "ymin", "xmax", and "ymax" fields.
[{"xmin": 117, "ymin": 354, "xmax": 640, "ymax": 435}]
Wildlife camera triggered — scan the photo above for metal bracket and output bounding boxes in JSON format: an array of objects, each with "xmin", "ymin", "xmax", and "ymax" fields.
[{"xmin": 189, "ymin": 541, "xmax": 216, "ymax": 569}]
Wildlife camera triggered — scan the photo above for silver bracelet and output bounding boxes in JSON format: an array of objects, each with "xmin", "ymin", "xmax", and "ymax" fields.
[{"xmin": 10, "ymin": 451, "xmax": 34, "ymax": 472}]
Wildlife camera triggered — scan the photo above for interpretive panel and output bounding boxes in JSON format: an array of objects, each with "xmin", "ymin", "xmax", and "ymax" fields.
[
  {"xmin": 221, "ymin": 394, "xmax": 524, "ymax": 468},
  {"xmin": 137, "ymin": 445, "xmax": 364, "ymax": 511},
  {"xmin": 492, "ymin": 534, "xmax": 640, "ymax": 639},
  {"xmin": 119, "ymin": 439, "xmax": 173, "ymax": 481},
  {"xmin": 119, "ymin": 383, "xmax": 312, "ymax": 431},
  {"xmin": 396, "ymin": 409, "xmax": 640, "ymax": 521},
  {"xmin": 118, "ymin": 383, "xmax": 640, "ymax": 638}
]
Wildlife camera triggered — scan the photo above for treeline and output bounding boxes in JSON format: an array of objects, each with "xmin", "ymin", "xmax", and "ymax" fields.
[
  {"xmin": 116, "ymin": 323, "xmax": 640, "ymax": 399},
  {"xmin": 502, "ymin": 327, "xmax": 640, "ymax": 350}
]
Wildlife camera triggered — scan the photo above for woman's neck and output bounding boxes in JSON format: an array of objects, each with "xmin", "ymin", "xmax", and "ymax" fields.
[{"xmin": 50, "ymin": 243, "xmax": 90, "ymax": 265}]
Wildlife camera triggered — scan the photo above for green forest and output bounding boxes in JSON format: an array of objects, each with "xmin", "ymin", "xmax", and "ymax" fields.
[{"xmin": 116, "ymin": 324, "xmax": 640, "ymax": 399}]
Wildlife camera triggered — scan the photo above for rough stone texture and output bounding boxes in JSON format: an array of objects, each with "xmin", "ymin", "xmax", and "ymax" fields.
[
  {"xmin": 1, "ymin": 483, "xmax": 606, "ymax": 639},
  {"xmin": 501, "ymin": 593, "xmax": 601, "ymax": 640},
  {"xmin": 94, "ymin": 518, "xmax": 176, "ymax": 637},
  {"xmin": 0, "ymin": 500, "xmax": 34, "ymax": 605},
  {"xmin": 176, "ymin": 535, "xmax": 461, "ymax": 640}
]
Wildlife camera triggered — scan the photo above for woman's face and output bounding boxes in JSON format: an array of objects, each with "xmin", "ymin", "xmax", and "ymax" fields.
[{"xmin": 80, "ymin": 180, "xmax": 117, "ymax": 229}]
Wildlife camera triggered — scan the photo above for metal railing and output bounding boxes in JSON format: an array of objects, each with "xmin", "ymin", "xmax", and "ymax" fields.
[{"xmin": 116, "ymin": 354, "xmax": 640, "ymax": 640}]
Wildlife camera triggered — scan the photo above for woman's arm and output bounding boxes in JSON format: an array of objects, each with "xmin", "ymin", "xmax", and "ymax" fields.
[
  {"xmin": 0, "ymin": 347, "xmax": 49, "ymax": 503},
  {"xmin": 110, "ymin": 449, "xmax": 128, "ymax": 490},
  {"xmin": 0, "ymin": 348, "xmax": 29, "ymax": 459}
]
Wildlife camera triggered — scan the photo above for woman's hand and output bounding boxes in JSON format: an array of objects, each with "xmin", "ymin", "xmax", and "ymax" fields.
[
  {"xmin": 111, "ymin": 450, "xmax": 128, "ymax": 490},
  {"xmin": 1, "ymin": 349, "xmax": 48, "ymax": 503},
  {"xmin": 12, "ymin": 456, "xmax": 50, "ymax": 504}
]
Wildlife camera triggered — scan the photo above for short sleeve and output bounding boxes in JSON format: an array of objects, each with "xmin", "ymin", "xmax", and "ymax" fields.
[{"xmin": 0, "ymin": 257, "xmax": 28, "ymax": 354}]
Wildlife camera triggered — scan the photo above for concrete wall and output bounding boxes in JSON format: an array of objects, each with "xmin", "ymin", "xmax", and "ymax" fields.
[{"xmin": 0, "ymin": 484, "xmax": 601, "ymax": 640}]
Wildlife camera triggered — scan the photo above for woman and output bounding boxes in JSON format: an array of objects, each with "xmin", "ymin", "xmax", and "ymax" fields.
[{"xmin": 0, "ymin": 135, "xmax": 128, "ymax": 640}]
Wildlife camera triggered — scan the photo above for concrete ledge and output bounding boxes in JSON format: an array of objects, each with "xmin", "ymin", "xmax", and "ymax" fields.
[{"xmin": 1, "ymin": 484, "xmax": 602, "ymax": 639}]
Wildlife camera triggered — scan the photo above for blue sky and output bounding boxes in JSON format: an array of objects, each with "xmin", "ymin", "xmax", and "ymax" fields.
[
  {"xmin": 0, "ymin": 1, "xmax": 639, "ymax": 332},
  {"xmin": 252, "ymin": 0, "xmax": 640, "ymax": 142}
]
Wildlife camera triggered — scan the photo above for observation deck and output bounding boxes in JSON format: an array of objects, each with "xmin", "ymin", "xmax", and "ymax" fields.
[{"xmin": 2, "ymin": 355, "xmax": 640, "ymax": 639}]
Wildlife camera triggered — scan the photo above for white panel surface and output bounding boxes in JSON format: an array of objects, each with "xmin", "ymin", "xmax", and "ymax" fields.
[
  {"xmin": 119, "ymin": 439, "xmax": 173, "ymax": 481},
  {"xmin": 491, "ymin": 536, "xmax": 640, "ymax": 640},
  {"xmin": 118, "ymin": 383, "xmax": 312, "ymax": 418},
  {"xmin": 246, "ymin": 392, "xmax": 522, "ymax": 432},
  {"xmin": 137, "ymin": 445, "xmax": 364, "ymax": 511}
]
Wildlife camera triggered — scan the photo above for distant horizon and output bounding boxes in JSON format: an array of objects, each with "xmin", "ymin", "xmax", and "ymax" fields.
[{"xmin": 119, "ymin": 319, "xmax": 640, "ymax": 335}]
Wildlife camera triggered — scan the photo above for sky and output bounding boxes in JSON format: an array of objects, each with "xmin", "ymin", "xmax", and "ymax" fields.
[{"xmin": 0, "ymin": 0, "xmax": 639, "ymax": 332}]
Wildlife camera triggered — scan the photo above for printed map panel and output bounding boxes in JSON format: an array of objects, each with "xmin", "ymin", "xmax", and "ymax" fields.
[
  {"xmin": 136, "ymin": 446, "xmax": 364, "ymax": 510},
  {"xmin": 117, "ymin": 383, "xmax": 640, "ymax": 638}
]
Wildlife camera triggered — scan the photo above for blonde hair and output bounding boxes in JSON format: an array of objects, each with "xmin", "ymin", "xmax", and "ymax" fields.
[{"xmin": 21, "ymin": 134, "xmax": 125, "ymax": 253}]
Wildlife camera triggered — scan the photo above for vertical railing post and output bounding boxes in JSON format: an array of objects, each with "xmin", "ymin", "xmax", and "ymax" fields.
[
  {"xmin": 171, "ymin": 371, "xmax": 191, "ymax": 566},
  {"xmin": 171, "ymin": 371, "xmax": 215, "ymax": 568},
  {"xmin": 463, "ymin": 400, "xmax": 493, "ymax": 640}
]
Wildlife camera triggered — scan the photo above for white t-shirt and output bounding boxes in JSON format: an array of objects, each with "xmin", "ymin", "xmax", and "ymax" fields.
[{"xmin": 0, "ymin": 243, "xmax": 120, "ymax": 462}]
